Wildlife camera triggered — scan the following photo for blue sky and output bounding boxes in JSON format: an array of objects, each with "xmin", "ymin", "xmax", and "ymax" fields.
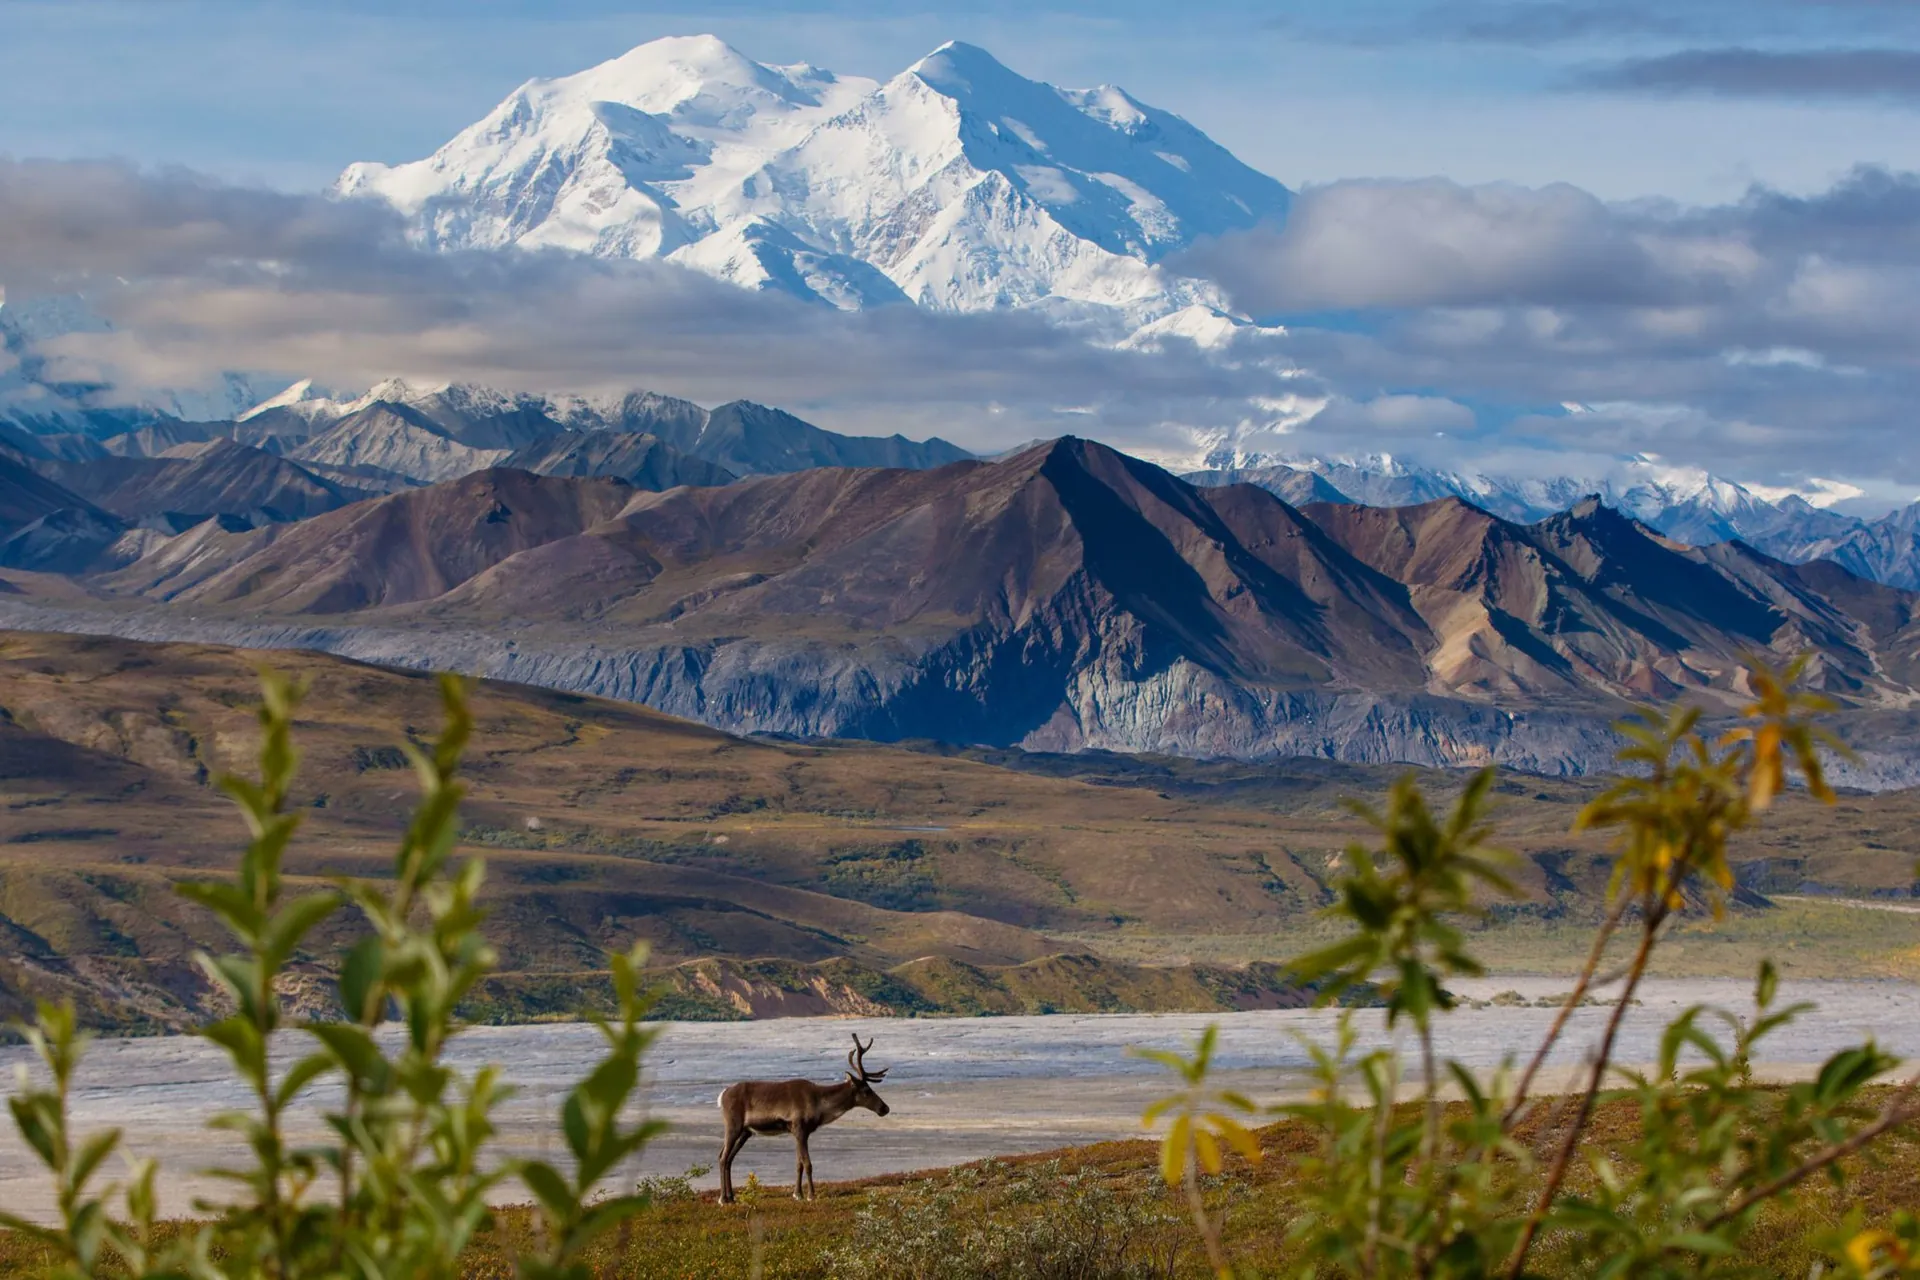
[{"xmin": 6, "ymin": 0, "xmax": 1920, "ymax": 201}]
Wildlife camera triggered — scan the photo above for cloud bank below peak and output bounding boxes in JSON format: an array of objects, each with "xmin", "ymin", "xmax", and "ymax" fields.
[
  {"xmin": 6, "ymin": 155, "xmax": 1920, "ymax": 502},
  {"xmin": 1173, "ymin": 165, "xmax": 1920, "ymax": 500}
]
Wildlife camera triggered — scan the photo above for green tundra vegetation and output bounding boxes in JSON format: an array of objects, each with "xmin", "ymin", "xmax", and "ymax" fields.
[
  {"xmin": 6, "ymin": 632, "xmax": 1920, "ymax": 1036},
  {"xmin": 5, "ymin": 656, "xmax": 1920, "ymax": 1276}
]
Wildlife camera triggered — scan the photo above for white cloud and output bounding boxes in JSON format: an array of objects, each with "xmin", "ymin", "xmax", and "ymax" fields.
[{"xmin": 10, "ymin": 157, "xmax": 1920, "ymax": 498}]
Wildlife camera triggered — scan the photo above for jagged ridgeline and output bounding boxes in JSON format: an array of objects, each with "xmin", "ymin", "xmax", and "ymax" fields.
[{"xmin": 6, "ymin": 439, "xmax": 1920, "ymax": 783}]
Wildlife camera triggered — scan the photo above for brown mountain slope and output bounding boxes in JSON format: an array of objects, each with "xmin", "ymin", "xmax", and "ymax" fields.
[
  {"xmin": 37, "ymin": 439, "xmax": 374, "ymax": 525},
  {"xmin": 14, "ymin": 438, "xmax": 1920, "ymax": 775},
  {"xmin": 120, "ymin": 469, "xmax": 637, "ymax": 612},
  {"xmin": 1305, "ymin": 496, "xmax": 1920, "ymax": 705},
  {"xmin": 501, "ymin": 430, "xmax": 736, "ymax": 489}
]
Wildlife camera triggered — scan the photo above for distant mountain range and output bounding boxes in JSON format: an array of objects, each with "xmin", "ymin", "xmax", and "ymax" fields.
[
  {"xmin": 7, "ymin": 435, "xmax": 1920, "ymax": 785},
  {"xmin": 1188, "ymin": 454, "xmax": 1920, "ymax": 591},
  {"xmin": 0, "ymin": 375, "xmax": 972, "ymax": 574},
  {"xmin": 5, "ymin": 35, "xmax": 1920, "ymax": 785},
  {"xmin": 7, "ymin": 366, "xmax": 1920, "ymax": 599}
]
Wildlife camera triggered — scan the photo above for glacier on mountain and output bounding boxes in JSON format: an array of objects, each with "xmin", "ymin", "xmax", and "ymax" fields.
[{"xmin": 333, "ymin": 34, "xmax": 1291, "ymax": 321}]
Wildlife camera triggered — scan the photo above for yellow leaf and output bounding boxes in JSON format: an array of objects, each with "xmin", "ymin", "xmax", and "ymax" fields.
[
  {"xmin": 1215, "ymin": 1115, "xmax": 1263, "ymax": 1163},
  {"xmin": 1162, "ymin": 1115, "xmax": 1191, "ymax": 1185},
  {"xmin": 1195, "ymin": 1127, "xmax": 1223, "ymax": 1174},
  {"xmin": 1847, "ymin": 1229, "xmax": 1901, "ymax": 1271}
]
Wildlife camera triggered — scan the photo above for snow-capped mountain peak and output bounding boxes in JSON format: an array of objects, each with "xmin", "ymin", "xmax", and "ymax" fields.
[
  {"xmin": 235, "ymin": 377, "xmax": 345, "ymax": 424},
  {"xmin": 334, "ymin": 35, "xmax": 1289, "ymax": 318}
]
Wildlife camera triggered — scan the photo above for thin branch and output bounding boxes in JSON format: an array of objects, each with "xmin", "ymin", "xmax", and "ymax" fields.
[
  {"xmin": 1504, "ymin": 893, "xmax": 1631, "ymax": 1128},
  {"xmin": 1502, "ymin": 904, "xmax": 1664, "ymax": 1280},
  {"xmin": 1184, "ymin": 1142, "xmax": 1230, "ymax": 1277},
  {"xmin": 1362, "ymin": 1056, "xmax": 1394, "ymax": 1278},
  {"xmin": 1700, "ymin": 1077, "xmax": 1920, "ymax": 1232},
  {"xmin": 1417, "ymin": 1019, "xmax": 1441, "ymax": 1176}
]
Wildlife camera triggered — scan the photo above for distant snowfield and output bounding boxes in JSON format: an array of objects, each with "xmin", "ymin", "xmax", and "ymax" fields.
[{"xmin": 2, "ymin": 978, "xmax": 1912, "ymax": 1220}]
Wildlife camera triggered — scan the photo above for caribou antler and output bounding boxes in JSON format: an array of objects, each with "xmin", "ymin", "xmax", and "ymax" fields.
[{"xmin": 848, "ymin": 1033, "xmax": 888, "ymax": 1081}]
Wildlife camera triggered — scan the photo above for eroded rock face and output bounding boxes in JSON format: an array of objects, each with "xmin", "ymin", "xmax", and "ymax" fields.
[
  {"xmin": 5, "ymin": 596, "xmax": 1918, "ymax": 790},
  {"xmin": 12, "ymin": 438, "xmax": 1920, "ymax": 787}
]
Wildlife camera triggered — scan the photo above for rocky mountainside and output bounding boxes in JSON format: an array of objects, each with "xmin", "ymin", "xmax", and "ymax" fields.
[
  {"xmin": 334, "ymin": 35, "xmax": 1290, "ymax": 318},
  {"xmin": 37, "ymin": 439, "xmax": 375, "ymax": 527},
  {"xmin": 1303, "ymin": 496, "xmax": 1920, "ymax": 701},
  {"xmin": 288, "ymin": 402, "xmax": 519, "ymax": 484},
  {"xmin": 10, "ymin": 437, "xmax": 1920, "ymax": 782},
  {"xmin": 502, "ymin": 430, "xmax": 736, "ymax": 489},
  {"xmin": 246, "ymin": 377, "xmax": 969, "ymax": 483},
  {"xmin": 0, "ymin": 455, "xmax": 123, "ymax": 573},
  {"xmin": 1795, "ymin": 504, "xmax": 1920, "ymax": 591},
  {"xmin": 1183, "ymin": 463, "xmax": 1350, "ymax": 507},
  {"xmin": 1189, "ymin": 451, "xmax": 1920, "ymax": 585}
]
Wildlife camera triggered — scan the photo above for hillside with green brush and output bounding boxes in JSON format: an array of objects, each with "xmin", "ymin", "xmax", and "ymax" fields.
[{"xmin": 2, "ymin": 630, "xmax": 1919, "ymax": 1032}]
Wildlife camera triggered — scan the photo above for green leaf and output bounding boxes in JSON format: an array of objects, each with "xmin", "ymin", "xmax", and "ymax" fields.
[
  {"xmin": 308, "ymin": 1022, "xmax": 384, "ymax": 1082},
  {"xmin": 69, "ymin": 1127, "xmax": 121, "ymax": 1191},
  {"xmin": 521, "ymin": 1159, "xmax": 576, "ymax": 1219},
  {"xmin": 8, "ymin": 1095, "xmax": 61, "ymax": 1167},
  {"xmin": 262, "ymin": 890, "xmax": 341, "ymax": 968},
  {"xmin": 274, "ymin": 1051, "xmax": 335, "ymax": 1109},
  {"xmin": 174, "ymin": 879, "xmax": 265, "ymax": 938}
]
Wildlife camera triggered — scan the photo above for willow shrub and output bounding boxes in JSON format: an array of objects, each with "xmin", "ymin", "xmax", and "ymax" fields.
[
  {"xmin": 1143, "ymin": 657, "xmax": 1920, "ymax": 1279},
  {"xmin": 1, "ymin": 673, "xmax": 662, "ymax": 1280}
]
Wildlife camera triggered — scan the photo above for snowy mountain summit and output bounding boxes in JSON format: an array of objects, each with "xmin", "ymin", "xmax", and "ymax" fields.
[{"xmin": 335, "ymin": 35, "xmax": 1291, "ymax": 317}]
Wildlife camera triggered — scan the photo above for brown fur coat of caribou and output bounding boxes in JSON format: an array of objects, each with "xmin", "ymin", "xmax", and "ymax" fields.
[{"xmin": 717, "ymin": 1033, "xmax": 891, "ymax": 1202}]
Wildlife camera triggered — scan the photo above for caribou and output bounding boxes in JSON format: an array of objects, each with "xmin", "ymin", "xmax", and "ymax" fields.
[{"xmin": 717, "ymin": 1033, "xmax": 892, "ymax": 1202}]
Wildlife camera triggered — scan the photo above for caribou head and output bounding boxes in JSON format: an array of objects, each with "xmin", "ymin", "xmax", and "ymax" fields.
[{"xmin": 842, "ymin": 1033, "xmax": 891, "ymax": 1116}]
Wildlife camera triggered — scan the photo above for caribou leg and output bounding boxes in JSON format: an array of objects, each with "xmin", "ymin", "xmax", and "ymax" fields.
[
  {"xmin": 793, "ymin": 1129, "xmax": 808, "ymax": 1200},
  {"xmin": 799, "ymin": 1126, "xmax": 817, "ymax": 1200},
  {"xmin": 719, "ymin": 1127, "xmax": 750, "ymax": 1204}
]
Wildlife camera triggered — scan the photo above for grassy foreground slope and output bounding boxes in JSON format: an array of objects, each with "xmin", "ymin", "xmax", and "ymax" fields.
[
  {"xmin": 0, "ymin": 630, "xmax": 1335, "ymax": 1028},
  {"xmin": 1, "ymin": 630, "xmax": 1917, "ymax": 1030},
  {"xmin": 2, "ymin": 1093, "xmax": 1909, "ymax": 1277}
]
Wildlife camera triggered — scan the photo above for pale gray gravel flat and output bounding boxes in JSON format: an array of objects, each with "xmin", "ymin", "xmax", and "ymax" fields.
[{"xmin": 3, "ymin": 978, "xmax": 1913, "ymax": 1221}]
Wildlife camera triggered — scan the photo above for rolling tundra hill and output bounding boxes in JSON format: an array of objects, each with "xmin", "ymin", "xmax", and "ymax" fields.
[
  {"xmin": 0, "ymin": 632, "xmax": 1360, "ymax": 1028},
  {"xmin": 0, "ymin": 631, "xmax": 1916, "ymax": 1031},
  {"xmin": 6, "ymin": 438, "xmax": 1920, "ymax": 781}
]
